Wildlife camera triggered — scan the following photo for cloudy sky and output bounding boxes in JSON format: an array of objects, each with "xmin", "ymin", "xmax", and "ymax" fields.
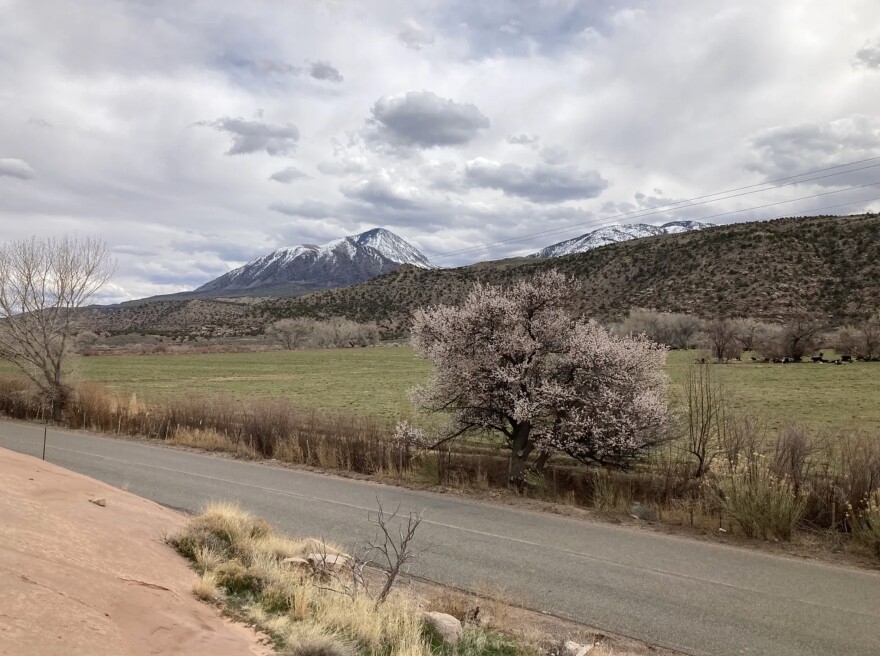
[{"xmin": 1, "ymin": 0, "xmax": 879, "ymax": 301}]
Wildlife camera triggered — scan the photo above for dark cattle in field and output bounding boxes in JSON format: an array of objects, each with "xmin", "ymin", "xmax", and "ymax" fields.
[{"xmin": 842, "ymin": 355, "xmax": 852, "ymax": 362}]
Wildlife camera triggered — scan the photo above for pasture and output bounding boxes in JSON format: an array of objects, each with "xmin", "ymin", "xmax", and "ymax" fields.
[{"xmin": 2, "ymin": 347, "xmax": 877, "ymax": 431}]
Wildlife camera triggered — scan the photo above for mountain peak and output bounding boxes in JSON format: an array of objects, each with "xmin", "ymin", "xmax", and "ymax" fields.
[
  {"xmin": 194, "ymin": 228, "xmax": 431, "ymax": 295},
  {"xmin": 532, "ymin": 221, "xmax": 713, "ymax": 258},
  {"xmin": 351, "ymin": 228, "xmax": 433, "ymax": 269}
]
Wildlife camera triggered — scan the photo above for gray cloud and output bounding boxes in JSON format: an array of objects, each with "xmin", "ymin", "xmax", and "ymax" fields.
[
  {"xmin": 225, "ymin": 57, "xmax": 344, "ymax": 83},
  {"xmin": 340, "ymin": 175, "xmax": 420, "ymax": 210},
  {"xmin": 746, "ymin": 115, "xmax": 880, "ymax": 185},
  {"xmin": 27, "ymin": 117, "xmax": 52, "ymax": 129},
  {"xmin": 308, "ymin": 60, "xmax": 343, "ymax": 83},
  {"xmin": 317, "ymin": 156, "xmax": 370, "ymax": 176},
  {"xmin": 269, "ymin": 166, "xmax": 308, "ymax": 183},
  {"xmin": 364, "ymin": 91, "xmax": 490, "ymax": 151},
  {"xmin": 228, "ymin": 57, "xmax": 301, "ymax": 76},
  {"xmin": 398, "ymin": 19, "xmax": 435, "ymax": 50},
  {"xmin": 465, "ymin": 158, "xmax": 609, "ymax": 203},
  {"xmin": 200, "ymin": 117, "xmax": 300, "ymax": 156},
  {"xmin": 540, "ymin": 144, "xmax": 570, "ymax": 165},
  {"xmin": 3, "ymin": 0, "xmax": 880, "ymax": 301},
  {"xmin": 435, "ymin": 1, "xmax": 622, "ymax": 58},
  {"xmin": 0, "ymin": 158, "xmax": 36, "ymax": 180},
  {"xmin": 269, "ymin": 200, "xmax": 336, "ymax": 219},
  {"xmin": 854, "ymin": 39, "xmax": 880, "ymax": 69},
  {"xmin": 506, "ymin": 133, "xmax": 540, "ymax": 145},
  {"xmin": 112, "ymin": 245, "xmax": 158, "ymax": 257}
]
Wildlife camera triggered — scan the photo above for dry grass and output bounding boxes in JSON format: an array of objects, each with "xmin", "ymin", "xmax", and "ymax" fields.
[
  {"xmin": 169, "ymin": 427, "xmax": 258, "ymax": 457},
  {"xmin": 849, "ymin": 491, "xmax": 880, "ymax": 557},
  {"xmin": 169, "ymin": 503, "xmax": 531, "ymax": 656},
  {"xmin": 3, "ymin": 375, "xmax": 879, "ymax": 555},
  {"xmin": 192, "ymin": 571, "xmax": 221, "ymax": 602}
]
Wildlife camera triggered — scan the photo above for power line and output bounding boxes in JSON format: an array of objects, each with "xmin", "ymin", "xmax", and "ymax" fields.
[
  {"xmin": 261, "ymin": 183, "xmax": 879, "ymax": 292},
  {"xmin": 426, "ymin": 158, "xmax": 880, "ymax": 260}
]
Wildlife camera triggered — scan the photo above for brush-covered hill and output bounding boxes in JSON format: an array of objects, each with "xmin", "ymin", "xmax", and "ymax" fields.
[{"xmin": 264, "ymin": 214, "xmax": 880, "ymax": 326}]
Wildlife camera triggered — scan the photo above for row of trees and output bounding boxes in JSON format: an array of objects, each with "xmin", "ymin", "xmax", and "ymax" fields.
[
  {"xmin": 267, "ymin": 317, "xmax": 380, "ymax": 349},
  {"xmin": 616, "ymin": 308, "xmax": 880, "ymax": 363}
]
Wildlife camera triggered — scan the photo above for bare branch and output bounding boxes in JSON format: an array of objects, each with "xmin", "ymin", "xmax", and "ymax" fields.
[{"xmin": 0, "ymin": 236, "xmax": 115, "ymax": 420}]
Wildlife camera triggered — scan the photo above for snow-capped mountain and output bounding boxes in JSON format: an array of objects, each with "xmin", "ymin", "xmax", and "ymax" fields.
[
  {"xmin": 531, "ymin": 221, "xmax": 713, "ymax": 258},
  {"xmin": 196, "ymin": 228, "xmax": 431, "ymax": 294},
  {"xmin": 353, "ymin": 228, "xmax": 433, "ymax": 269}
]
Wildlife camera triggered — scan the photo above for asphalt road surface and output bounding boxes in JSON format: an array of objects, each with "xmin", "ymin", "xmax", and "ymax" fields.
[{"xmin": 2, "ymin": 419, "xmax": 878, "ymax": 656}]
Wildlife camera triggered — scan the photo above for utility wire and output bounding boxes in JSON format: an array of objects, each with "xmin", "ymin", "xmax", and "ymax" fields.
[
  {"xmin": 255, "ymin": 182, "xmax": 880, "ymax": 293},
  {"xmin": 426, "ymin": 158, "xmax": 880, "ymax": 260}
]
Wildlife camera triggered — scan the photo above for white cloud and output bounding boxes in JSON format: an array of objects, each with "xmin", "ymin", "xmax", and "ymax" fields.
[
  {"xmin": 199, "ymin": 117, "xmax": 300, "ymax": 156},
  {"xmin": 0, "ymin": 158, "xmax": 36, "ymax": 180},
  {"xmin": 398, "ymin": 19, "xmax": 435, "ymax": 50},
  {"xmin": 1, "ymin": 0, "xmax": 878, "ymax": 299},
  {"xmin": 854, "ymin": 38, "xmax": 880, "ymax": 70},
  {"xmin": 269, "ymin": 166, "xmax": 308, "ymax": 183},
  {"xmin": 465, "ymin": 158, "xmax": 609, "ymax": 203},
  {"xmin": 363, "ymin": 91, "xmax": 490, "ymax": 151}
]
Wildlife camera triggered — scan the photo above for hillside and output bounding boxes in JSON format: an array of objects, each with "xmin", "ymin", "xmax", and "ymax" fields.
[
  {"xmin": 532, "ymin": 220, "xmax": 712, "ymax": 258},
  {"xmin": 84, "ymin": 214, "xmax": 880, "ymax": 337},
  {"xmin": 264, "ymin": 214, "xmax": 880, "ymax": 326}
]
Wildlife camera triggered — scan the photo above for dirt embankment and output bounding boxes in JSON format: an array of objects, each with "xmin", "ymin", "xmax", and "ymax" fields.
[{"xmin": 0, "ymin": 447, "xmax": 270, "ymax": 656}]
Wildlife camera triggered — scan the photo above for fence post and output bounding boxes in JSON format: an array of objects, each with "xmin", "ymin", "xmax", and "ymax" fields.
[{"xmin": 42, "ymin": 423, "xmax": 48, "ymax": 461}]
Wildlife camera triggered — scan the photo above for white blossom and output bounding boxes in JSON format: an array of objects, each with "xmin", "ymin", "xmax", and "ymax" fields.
[{"xmin": 410, "ymin": 271, "xmax": 670, "ymax": 479}]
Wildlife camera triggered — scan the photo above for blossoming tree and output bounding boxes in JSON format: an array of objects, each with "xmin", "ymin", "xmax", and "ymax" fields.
[{"xmin": 409, "ymin": 271, "xmax": 670, "ymax": 486}]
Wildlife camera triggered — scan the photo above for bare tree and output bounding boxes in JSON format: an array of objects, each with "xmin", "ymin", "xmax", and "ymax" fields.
[
  {"xmin": 410, "ymin": 271, "xmax": 670, "ymax": 487},
  {"xmin": 668, "ymin": 313, "xmax": 704, "ymax": 350},
  {"xmin": 760, "ymin": 314, "xmax": 822, "ymax": 360},
  {"xmin": 684, "ymin": 363, "xmax": 727, "ymax": 477},
  {"xmin": 616, "ymin": 309, "xmax": 702, "ymax": 349},
  {"xmin": 0, "ymin": 236, "xmax": 114, "ymax": 421},
  {"xmin": 367, "ymin": 502, "xmax": 424, "ymax": 606},
  {"xmin": 268, "ymin": 318, "xmax": 313, "ymax": 349},
  {"xmin": 312, "ymin": 501, "xmax": 424, "ymax": 607},
  {"xmin": 704, "ymin": 318, "xmax": 741, "ymax": 363},
  {"xmin": 859, "ymin": 313, "xmax": 880, "ymax": 360},
  {"xmin": 731, "ymin": 317, "xmax": 772, "ymax": 353},
  {"xmin": 836, "ymin": 313, "xmax": 880, "ymax": 359}
]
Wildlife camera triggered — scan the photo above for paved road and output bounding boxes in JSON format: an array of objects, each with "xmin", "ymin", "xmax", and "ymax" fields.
[{"xmin": 1, "ymin": 420, "xmax": 878, "ymax": 656}]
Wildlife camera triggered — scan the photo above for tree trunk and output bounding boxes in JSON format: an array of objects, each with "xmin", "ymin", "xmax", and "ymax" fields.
[
  {"xmin": 50, "ymin": 363, "xmax": 65, "ymax": 423},
  {"xmin": 508, "ymin": 421, "xmax": 533, "ymax": 489}
]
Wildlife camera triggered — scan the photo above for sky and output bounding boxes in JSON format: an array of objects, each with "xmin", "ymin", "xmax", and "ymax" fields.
[{"xmin": 1, "ymin": 0, "xmax": 879, "ymax": 302}]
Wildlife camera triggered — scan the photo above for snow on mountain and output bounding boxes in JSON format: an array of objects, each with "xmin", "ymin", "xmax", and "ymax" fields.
[
  {"xmin": 195, "ymin": 228, "xmax": 431, "ymax": 294},
  {"xmin": 532, "ymin": 221, "xmax": 713, "ymax": 258},
  {"xmin": 354, "ymin": 228, "xmax": 433, "ymax": 269}
]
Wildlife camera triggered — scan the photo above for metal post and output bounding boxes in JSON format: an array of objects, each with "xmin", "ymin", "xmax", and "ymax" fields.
[{"xmin": 42, "ymin": 424, "xmax": 48, "ymax": 460}]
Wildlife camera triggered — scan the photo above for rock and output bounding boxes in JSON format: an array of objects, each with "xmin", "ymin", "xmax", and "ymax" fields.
[
  {"xmin": 89, "ymin": 497, "xmax": 106, "ymax": 507},
  {"xmin": 563, "ymin": 640, "xmax": 593, "ymax": 656},
  {"xmin": 629, "ymin": 502, "xmax": 658, "ymax": 522},
  {"xmin": 424, "ymin": 611, "xmax": 462, "ymax": 645},
  {"xmin": 306, "ymin": 553, "xmax": 352, "ymax": 571}
]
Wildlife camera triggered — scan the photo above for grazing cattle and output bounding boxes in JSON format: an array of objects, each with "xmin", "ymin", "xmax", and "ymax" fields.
[
  {"xmin": 811, "ymin": 356, "xmax": 824, "ymax": 363},
  {"xmin": 842, "ymin": 355, "xmax": 853, "ymax": 362}
]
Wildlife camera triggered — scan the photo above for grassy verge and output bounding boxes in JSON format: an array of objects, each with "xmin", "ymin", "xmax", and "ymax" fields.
[
  {"xmin": 1, "ymin": 369, "xmax": 878, "ymax": 563},
  {"xmin": 2, "ymin": 347, "xmax": 877, "ymax": 431},
  {"xmin": 170, "ymin": 502, "xmax": 621, "ymax": 656}
]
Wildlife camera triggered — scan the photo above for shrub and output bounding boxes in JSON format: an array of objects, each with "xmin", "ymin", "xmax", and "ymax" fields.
[
  {"xmin": 848, "ymin": 491, "xmax": 880, "ymax": 558},
  {"xmin": 706, "ymin": 456, "xmax": 808, "ymax": 541}
]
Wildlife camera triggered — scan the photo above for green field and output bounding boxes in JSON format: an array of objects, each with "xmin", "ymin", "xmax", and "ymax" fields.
[{"xmin": 1, "ymin": 348, "xmax": 878, "ymax": 432}]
